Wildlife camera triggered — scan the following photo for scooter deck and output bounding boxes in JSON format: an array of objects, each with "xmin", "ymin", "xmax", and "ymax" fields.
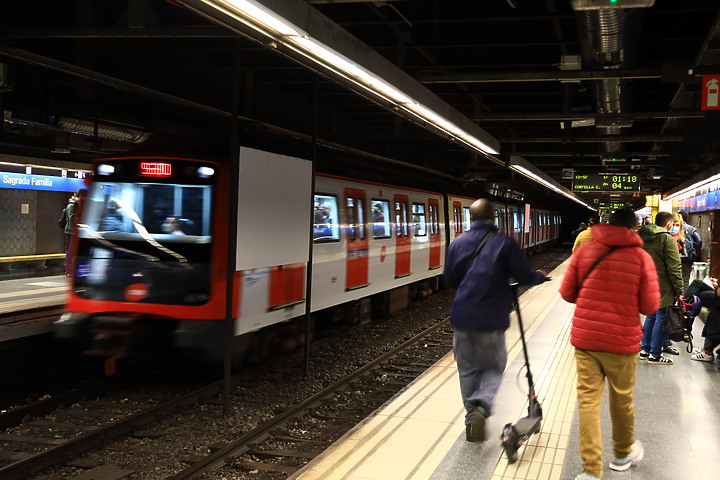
[{"xmin": 514, "ymin": 416, "xmax": 541, "ymax": 435}]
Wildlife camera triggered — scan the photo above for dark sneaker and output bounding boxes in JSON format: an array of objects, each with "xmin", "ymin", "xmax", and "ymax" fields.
[
  {"xmin": 648, "ymin": 355, "xmax": 673, "ymax": 365},
  {"xmin": 663, "ymin": 342, "xmax": 680, "ymax": 355},
  {"xmin": 609, "ymin": 440, "xmax": 644, "ymax": 471},
  {"xmin": 639, "ymin": 349, "xmax": 649, "ymax": 360},
  {"xmin": 466, "ymin": 407, "xmax": 486, "ymax": 442}
]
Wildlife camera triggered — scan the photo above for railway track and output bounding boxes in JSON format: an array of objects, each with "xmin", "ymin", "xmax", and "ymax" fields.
[{"xmin": 0, "ymin": 318, "xmax": 454, "ymax": 480}]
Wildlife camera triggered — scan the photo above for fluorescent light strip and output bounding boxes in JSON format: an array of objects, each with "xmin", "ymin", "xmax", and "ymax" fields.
[
  {"xmin": 210, "ymin": 0, "xmax": 301, "ymax": 36},
  {"xmin": 201, "ymin": 0, "xmax": 498, "ymax": 156},
  {"xmin": 510, "ymin": 165, "xmax": 592, "ymax": 208}
]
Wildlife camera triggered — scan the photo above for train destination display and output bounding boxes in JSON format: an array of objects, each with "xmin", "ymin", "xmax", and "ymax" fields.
[{"xmin": 572, "ymin": 173, "xmax": 640, "ymax": 192}]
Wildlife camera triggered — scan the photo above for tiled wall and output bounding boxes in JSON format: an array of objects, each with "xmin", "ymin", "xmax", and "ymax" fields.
[{"xmin": 0, "ymin": 189, "xmax": 68, "ymax": 256}]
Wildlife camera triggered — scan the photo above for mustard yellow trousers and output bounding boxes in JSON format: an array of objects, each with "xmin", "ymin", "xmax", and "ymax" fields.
[{"xmin": 574, "ymin": 349, "xmax": 637, "ymax": 478}]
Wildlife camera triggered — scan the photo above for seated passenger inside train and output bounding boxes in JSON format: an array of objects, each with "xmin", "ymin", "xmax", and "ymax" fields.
[{"xmin": 99, "ymin": 199, "xmax": 126, "ymax": 232}]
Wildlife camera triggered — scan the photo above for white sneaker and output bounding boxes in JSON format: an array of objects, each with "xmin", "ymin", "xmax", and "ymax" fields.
[
  {"xmin": 690, "ymin": 350, "xmax": 715, "ymax": 362},
  {"xmin": 609, "ymin": 440, "xmax": 644, "ymax": 471}
]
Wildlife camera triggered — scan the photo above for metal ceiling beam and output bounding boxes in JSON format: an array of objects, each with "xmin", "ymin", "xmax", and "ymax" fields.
[
  {"xmin": 514, "ymin": 151, "xmax": 671, "ymax": 157},
  {"xmin": 1, "ymin": 26, "xmax": 232, "ymax": 38},
  {"xmin": 472, "ymin": 111, "xmax": 703, "ymax": 121},
  {"xmin": 418, "ymin": 68, "xmax": 661, "ymax": 84},
  {"xmin": 500, "ymin": 135, "xmax": 683, "ymax": 142}
]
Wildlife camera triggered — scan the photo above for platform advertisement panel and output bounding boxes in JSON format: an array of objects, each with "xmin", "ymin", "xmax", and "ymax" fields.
[{"xmin": 0, "ymin": 170, "xmax": 86, "ymax": 192}]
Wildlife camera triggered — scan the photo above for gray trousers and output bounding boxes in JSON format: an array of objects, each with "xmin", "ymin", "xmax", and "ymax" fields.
[{"xmin": 453, "ymin": 329, "xmax": 507, "ymax": 424}]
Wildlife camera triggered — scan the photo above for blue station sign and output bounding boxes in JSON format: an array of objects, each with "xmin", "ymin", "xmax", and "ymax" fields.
[{"xmin": 0, "ymin": 171, "xmax": 86, "ymax": 192}]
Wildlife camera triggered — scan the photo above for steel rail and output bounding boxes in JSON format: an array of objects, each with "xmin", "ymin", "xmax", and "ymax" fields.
[{"xmin": 166, "ymin": 317, "xmax": 451, "ymax": 479}]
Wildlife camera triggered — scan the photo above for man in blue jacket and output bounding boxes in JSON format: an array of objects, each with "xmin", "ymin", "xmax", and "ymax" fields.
[{"xmin": 444, "ymin": 198, "xmax": 547, "ymax": 442}]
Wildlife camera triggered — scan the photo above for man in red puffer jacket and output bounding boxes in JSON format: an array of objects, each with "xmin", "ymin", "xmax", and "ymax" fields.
[{"xmin": 560, "ymin": 209, "xmax": 660, "ymax": 480}]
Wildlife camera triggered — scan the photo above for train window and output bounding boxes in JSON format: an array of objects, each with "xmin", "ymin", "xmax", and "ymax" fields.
[
  {"xmin": 428, "ymin": 202, "xmax": 439, "ymax": 235},
  {"xmin": 357, "ymin": 198, "xmax": 366, "ymax": 240},
  {"xmin": 493, "ymin": 209, "xmax": 500, "ymax": 229},
  {"xmin": 395, "ymin": 201, "xmax": 410, "ymax": 237},
  {"xmin": 453, "ymin": 205, "xmax": 462, "ymax": 234},
  {"xmin": 412, "ymin": 203, "xmax": 427, "ymax": 236},
  {"xmin": 463, "ymin": 207, "xmax": 471, "ymax": 231},
  {"xmin": 371, "ymin": 199, "xmax": 391, "ymax": 238},
  {"xmin": 347, "ymin": 197, "xmax": 356, "ymax": 241},
  {"xmin": 513, "ymin": 212, "xmax": 520, "ymax": 230},
  {"xmin": 314, "ymin": 194, "xmax": 340, "ymax": 242}
]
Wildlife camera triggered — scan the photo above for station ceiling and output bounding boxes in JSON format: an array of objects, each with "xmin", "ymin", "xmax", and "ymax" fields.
[{"xmin": 2, "ymin": 1, "xmax": 720, "ymax": 211}]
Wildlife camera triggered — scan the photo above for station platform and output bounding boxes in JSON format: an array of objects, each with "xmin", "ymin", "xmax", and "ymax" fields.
[
  {"xmin": 0, "ymin": 274, "xmax": 67, "ymax": 316},
  {"xmin": 289, "ymin": 260, "xmax": 720, "ymax": 480}
]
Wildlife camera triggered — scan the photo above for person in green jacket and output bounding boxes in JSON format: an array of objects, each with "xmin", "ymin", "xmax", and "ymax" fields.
[{"xmin": 637, "ymin": 211, "xmax": 684, "ymax": 364}]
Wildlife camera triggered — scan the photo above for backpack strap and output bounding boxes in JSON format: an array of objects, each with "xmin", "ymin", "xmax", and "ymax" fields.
[{"xmin": 458, "ymin": 231, "xmax": 496, "ymax": 283}]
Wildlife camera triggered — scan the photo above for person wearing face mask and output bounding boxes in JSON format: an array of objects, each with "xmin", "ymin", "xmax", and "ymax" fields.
[{"xmin": 637, "ymin": 212, "xmax": 684, "ymax": 364}]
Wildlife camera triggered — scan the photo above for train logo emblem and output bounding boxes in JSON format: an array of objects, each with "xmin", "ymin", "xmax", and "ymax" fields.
[
  {"xmin": 380, "ymin": 245, "xmax": 387, "ymax": 262},
  {"xmin": 124, "ymin": 283, "xmax": 149, "ymax": 301}
]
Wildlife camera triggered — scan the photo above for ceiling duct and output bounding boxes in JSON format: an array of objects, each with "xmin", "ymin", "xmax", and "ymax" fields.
[
  {"xmin": 3, "ymin": 111, "xmax": 150, "ymax": 144},
  {"xmin": 574, "ymin": 5, "xmax": 651, "ymax": 160},
  {"xmin": 57, "ymin": 116, "xmax": 150, "ymax": 144}
]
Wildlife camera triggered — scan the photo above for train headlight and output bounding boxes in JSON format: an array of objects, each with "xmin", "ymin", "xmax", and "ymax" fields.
[
  {"xmin": 97, "ymin": 164, "xmax": 115, "ymax": 175},
  {"xmin": 197, "ymin": 166, "xmax": 214, "ymax": 178}
]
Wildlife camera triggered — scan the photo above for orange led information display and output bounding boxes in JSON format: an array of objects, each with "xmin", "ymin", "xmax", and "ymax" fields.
[{"xmin": 139, "ymin": 162, "xmax": 172, "ymax": 177}]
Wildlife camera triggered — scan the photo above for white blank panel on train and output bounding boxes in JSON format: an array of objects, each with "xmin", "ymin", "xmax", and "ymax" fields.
[{"xmin": 236, "ymin": 147, "xmax": 313, "ymax": 270}]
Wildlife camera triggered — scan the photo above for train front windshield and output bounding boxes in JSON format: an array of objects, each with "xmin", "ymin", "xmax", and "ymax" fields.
[{"xmin": 73, "ymin": 160, "xmax": 215, "ymax": 306}]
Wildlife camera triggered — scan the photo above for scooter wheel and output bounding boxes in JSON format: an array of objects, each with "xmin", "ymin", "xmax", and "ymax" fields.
[
  {"xmin": 500, "ymin": 423, "xmax": 519, "ymax": 464},
  {"xmin": 504, "ymin": 444, "xmax": 518, "ymax": 464}
]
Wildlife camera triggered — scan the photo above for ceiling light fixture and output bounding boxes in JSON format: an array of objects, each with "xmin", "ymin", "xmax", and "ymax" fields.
[
  {"xmin": 509, "ymin": 156, "xmax": 594, "ymax": 208},
  {"xmin": 198, "ymin": 0, "xmax": 499, "ymax": 156}
]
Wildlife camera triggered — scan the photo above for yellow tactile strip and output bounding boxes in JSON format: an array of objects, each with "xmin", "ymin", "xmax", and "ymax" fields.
[
  {"xmin": 289, "ymin": 261, "xmax": 578, "ymax": 480},
  {"xmin": 490, "ymin": 293, "xmax": 577, "ymax": 480}
]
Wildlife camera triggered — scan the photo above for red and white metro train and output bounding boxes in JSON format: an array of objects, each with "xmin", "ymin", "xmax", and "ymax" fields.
[{"xmin": 54, "ymin": 147, "xmax": 560, "ymax": 361}]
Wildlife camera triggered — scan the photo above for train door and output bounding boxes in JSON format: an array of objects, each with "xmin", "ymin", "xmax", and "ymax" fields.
[
  {"xmin": 428, "ymin": 198, "xmax": 441, "ymax": 269},
  {"xmin": 452, "ymin": 201, "xmax": 463, "ymax": 237},
  {"xmin": 345, "ymin": 188, "xmax": 369, "ymax": 290},
  {"xmin": 394, "ymin": 194, "xmax": 411, "ymax": 277}
]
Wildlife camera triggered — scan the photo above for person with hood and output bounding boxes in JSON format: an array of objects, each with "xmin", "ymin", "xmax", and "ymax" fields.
[
  {"xmin": 637, "ymin": 211, "xmax": 684, "ymax": 365},
  {"xmin": 560, "ymin": 209, "xmax": 659, "ymax": 480},
  {"xmin": 443, "ymin": 198, "xmax": 547, "ymax": 443},
  {"xmin": 678, "ymin": 209, "xmax": 702, "ymax": 261},
  {"xmin": 65, "ymin": 188, "xmax": 87, "ymax": 277}
]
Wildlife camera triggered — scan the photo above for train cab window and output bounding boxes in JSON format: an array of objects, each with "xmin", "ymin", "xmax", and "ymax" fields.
[
  {"xmin": 371, "ymin": 199, "xmax": 391, "ymax": 238},
  {"xmin": 313, "ymin": 194, "xmax": 340, "ymax": 242},
  {"xmin": 412, "ymin": 203, "xmax": 427, "ymax": 237},
  {"xmin": 463, "ymin": 207, "xmax": 471, "ymax": 231},
  {"xmin": 83, "ymin": 183, "xmax": 212, "ymax": 239}
]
